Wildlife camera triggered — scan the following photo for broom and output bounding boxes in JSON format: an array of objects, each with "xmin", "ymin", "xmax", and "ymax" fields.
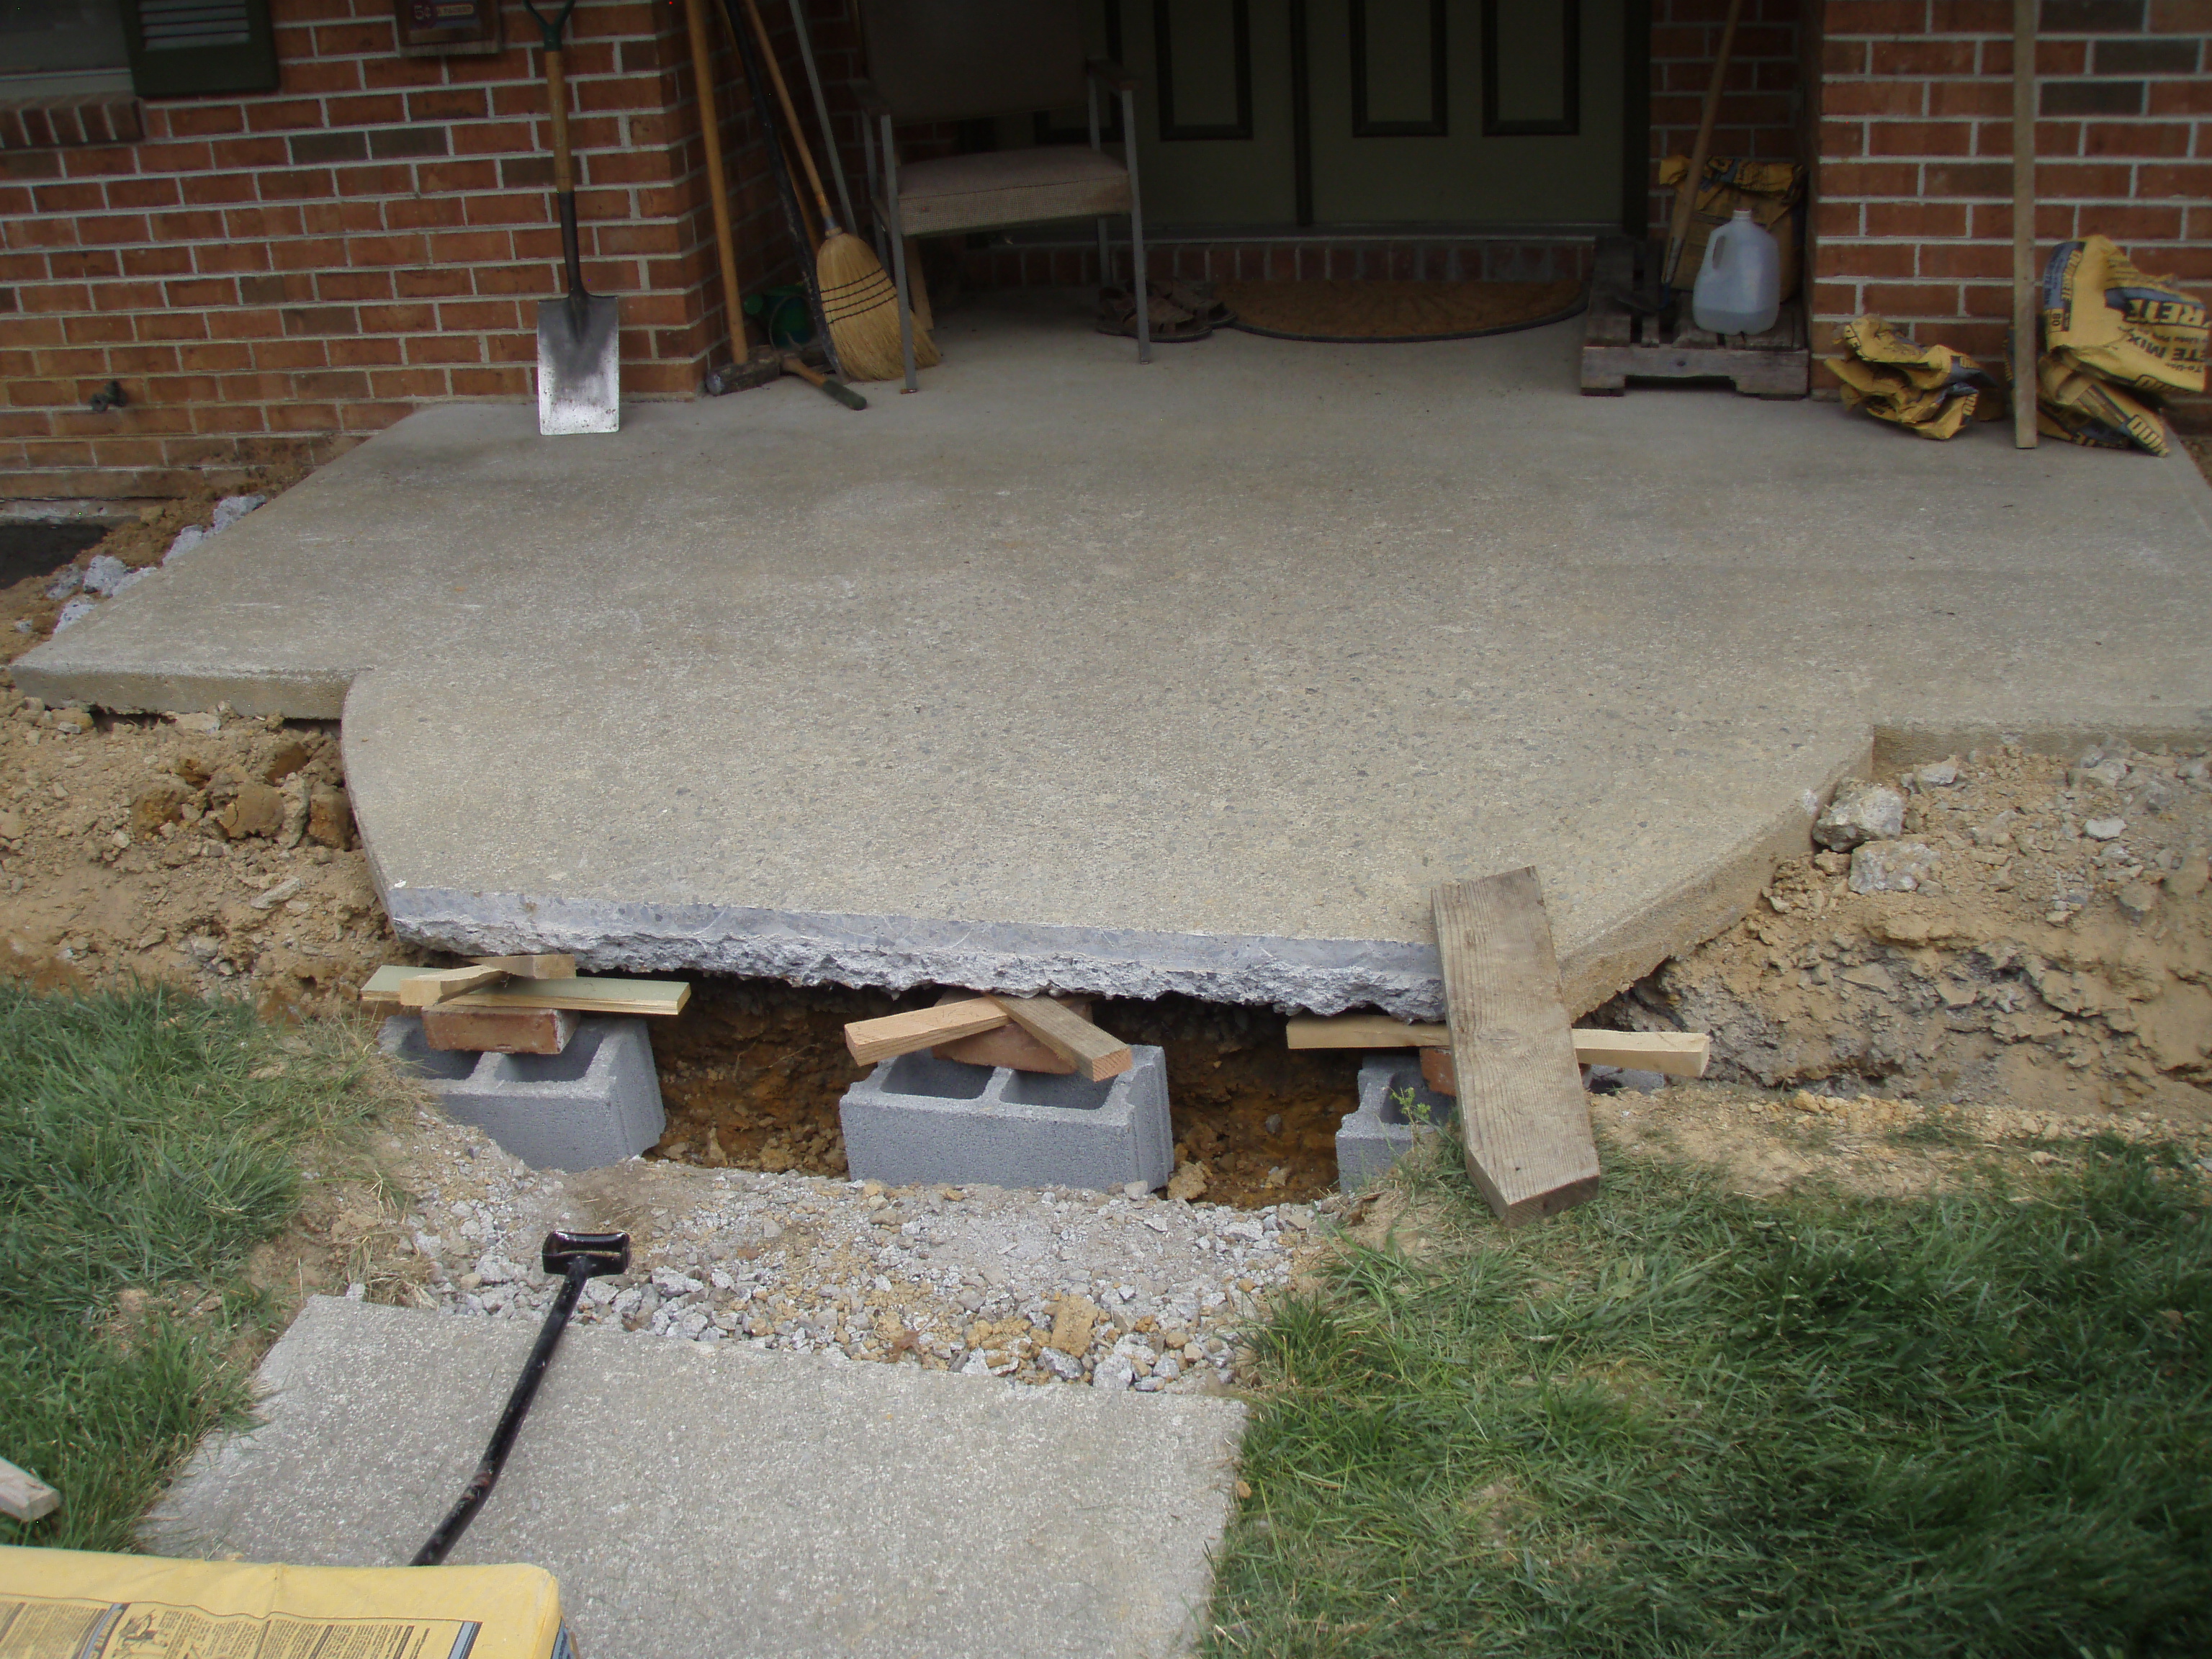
[{"xmin": 736, "ymin": 0, "xmax": 933, "ymax": 380}]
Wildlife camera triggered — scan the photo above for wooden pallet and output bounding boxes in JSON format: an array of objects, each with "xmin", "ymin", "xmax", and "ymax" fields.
[{"xmin": 1581, "ymin": 235, "xmax": 1809, "ymax": 399}]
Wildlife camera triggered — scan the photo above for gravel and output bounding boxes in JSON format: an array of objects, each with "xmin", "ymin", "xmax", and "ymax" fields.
[{"xmin": 382, "ymin": 1104, "xmax": 1341, "ymax": 1394}]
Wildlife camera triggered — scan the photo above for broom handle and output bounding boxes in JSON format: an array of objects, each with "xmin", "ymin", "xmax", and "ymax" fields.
[
  {"xmin": 789, "ymin": 0, "xmax": 858, "ymax": 235},
  {"xmin": 738, "ymin": 0, "xmax": 840, "ymax": 232},
  {"xmin": 684, "ymin": 0, "xmax": 748, "ymax": 351},
  {"xmin": 1662, "ymin": 0, "xmax": 1745, "ymax": 292}
]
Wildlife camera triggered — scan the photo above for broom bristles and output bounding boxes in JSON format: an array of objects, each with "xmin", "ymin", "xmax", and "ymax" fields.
[{"xmin": 818, "ymin": 231, "xmax": 938, "ymax": 382}]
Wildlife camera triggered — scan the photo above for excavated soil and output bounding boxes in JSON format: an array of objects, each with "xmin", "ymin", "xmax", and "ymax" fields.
[{"xmin": 1597, "ymin": 741, "xmax": 2212, "ymax": 1124}]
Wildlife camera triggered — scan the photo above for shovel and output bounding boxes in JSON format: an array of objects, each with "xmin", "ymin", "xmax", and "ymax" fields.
[{"xmin": 528, "ymin": 0, "xmax": 619, "ymax": 435}]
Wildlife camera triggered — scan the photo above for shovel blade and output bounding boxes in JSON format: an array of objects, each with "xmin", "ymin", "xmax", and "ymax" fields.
[{"xmin": 536, "ymin": 294, "xmax": 621, "ymax": 436}]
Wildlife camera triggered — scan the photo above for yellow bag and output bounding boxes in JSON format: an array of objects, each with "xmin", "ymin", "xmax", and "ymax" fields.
[
  {"xmin": 2036, "ymin": 357, "xmax": 2171, "ymax": 457},
  {"xmin": 1827, "ymin": 315, "xmax": 1997, "ymax": 441},
  {"xmin": 1658, "ymin": 156, "xmax": 1804, "ymax": 302},
  {"xmin": 0, "ymin": 1547, "xmax": 570, "ymax": 1659},
  {"xmin": 2040, "ymin": 235, "xmax": 2206, "ymax": 395}
]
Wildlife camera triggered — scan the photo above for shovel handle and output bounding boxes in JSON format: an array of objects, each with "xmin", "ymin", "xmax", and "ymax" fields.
[{"xmin": 546, "ymin": 47, "xmax": 574, "ymax": 195}]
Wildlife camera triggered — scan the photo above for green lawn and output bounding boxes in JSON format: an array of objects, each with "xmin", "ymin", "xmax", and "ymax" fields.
[
  {"xmin": 1209, "ymin": 1138, "xmax": 2212, "ymax": 1658},
  {"xmin": 0, "ymin": 984, "xmax": 377, "ymax": 1552}
]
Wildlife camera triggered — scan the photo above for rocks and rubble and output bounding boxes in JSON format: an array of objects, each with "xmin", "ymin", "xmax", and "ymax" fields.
[
  {"xmin": 1601, "ymin": 742, "xmax": 2212, "ymax": 1123},
  {"xmin": 374, "ymin": 1100, "xmax": 1333, "ymax": 1393}
]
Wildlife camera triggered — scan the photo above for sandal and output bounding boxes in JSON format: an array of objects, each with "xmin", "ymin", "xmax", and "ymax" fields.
[
  {"xmin": 1154, "ymin": 276, "xmax": 1234, "ymax": 330},
  {"xmin": 1094, "ymin": 281, "xmax": 1215, "ymax": 342}
]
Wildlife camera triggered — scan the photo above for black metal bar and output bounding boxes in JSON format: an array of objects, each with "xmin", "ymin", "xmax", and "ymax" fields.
[
  {"xmin": 1288, "ymin": 0, "xmax": 1313, "ymax": 228},
  {"xmin": 557, "ymin": 192, "xmax": 588, "ymax": 337},
  {"xmin": 411, "ymin": 1231, "xmax": 629, "ymax": 1568}
]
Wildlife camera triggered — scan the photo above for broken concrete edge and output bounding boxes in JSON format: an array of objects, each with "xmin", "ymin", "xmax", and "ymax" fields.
[{"xmin": 7, "ymin": 657, "xmax": 351, "ymax": 721}]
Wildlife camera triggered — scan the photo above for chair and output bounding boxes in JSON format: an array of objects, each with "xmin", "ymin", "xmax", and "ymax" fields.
[{"xmin": 856, "ymin": 0, "xmax": 1148, "ymax": 392}]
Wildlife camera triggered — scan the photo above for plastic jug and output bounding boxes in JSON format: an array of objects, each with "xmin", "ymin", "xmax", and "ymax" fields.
[{"xmin": 1691, "ymin": 208, "xmax": 1781, "ymax": 336}]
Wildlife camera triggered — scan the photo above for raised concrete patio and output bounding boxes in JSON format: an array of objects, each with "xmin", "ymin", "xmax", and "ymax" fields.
[{"xmin": 17, "ymin": 292, "xmax": 2212, "ymax": 1015}]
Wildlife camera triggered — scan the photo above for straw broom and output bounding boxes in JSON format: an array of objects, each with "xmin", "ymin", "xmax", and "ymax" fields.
[{"xmin": 737, "ymin": 0, "xmax": 933, "ymax": 380}]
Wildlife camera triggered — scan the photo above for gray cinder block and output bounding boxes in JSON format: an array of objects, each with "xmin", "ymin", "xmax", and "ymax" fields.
[
  {"xmin": 1338, "ymin": 1056, "xmax": 1457, "ymax": 1194},
  {"xmin": 840, "ymin": 1046, "xmax": 1173, "ymax": 1192},
  {"xmin": 379, "ymin": 1014, "xmax": 665, "ymax": 1172}
]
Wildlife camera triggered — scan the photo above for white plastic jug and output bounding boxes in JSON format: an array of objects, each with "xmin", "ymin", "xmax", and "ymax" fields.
[{"xmin": 1691, "ymin": 208, "xmax": 1781, "ymax": 336}]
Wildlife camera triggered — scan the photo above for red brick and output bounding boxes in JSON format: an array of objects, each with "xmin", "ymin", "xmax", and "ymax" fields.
[
  {"xmin": 1918, "ymin": 241, "xmax": 2014, "ymax": 279},
  {"xmin": 1822, "ymin": 240, "xmax": 1921, "ymax": 278},
  {"xmin": 1871, "ymin": 120, "xmax": 1978, "ymax": 156},
  {"xmin": 1861, "ymin": 281, "xmax": 1968, "ymax": 313}
]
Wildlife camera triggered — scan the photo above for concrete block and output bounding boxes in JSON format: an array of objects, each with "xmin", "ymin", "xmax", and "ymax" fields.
[
  {"xmin": 1338, "ymin": 1056, "xmax": 1457, "ymax": 1194},
  {"xmin": 840, "ymin": 1045, "xmax": 1172, "ymax": 1192},
  {"xmin": 379, "ymin": 1015, "xmax": 665, "ymax": 1172}
]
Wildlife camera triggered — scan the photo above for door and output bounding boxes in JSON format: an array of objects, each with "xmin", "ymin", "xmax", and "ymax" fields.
[{"xmin": 1093, "ymin": 0, "xmax": 1625, "ymax": 232}]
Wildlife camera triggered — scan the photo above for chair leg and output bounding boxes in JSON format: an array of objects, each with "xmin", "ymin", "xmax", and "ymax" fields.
[
  {"xmin": 1122, "ymin": 89, "xmax": 1149, "ymax": 365},
  {"xmin": 1089, "ymin": 82, "xmax": 1109, "ymax": 291},
  {"xmin": 884, "ymin": 127, "xmax": 920, "ymax": 393},
  {"xmin": 861, "ymin": 119, "xmax": 886, "ymax": 262}
]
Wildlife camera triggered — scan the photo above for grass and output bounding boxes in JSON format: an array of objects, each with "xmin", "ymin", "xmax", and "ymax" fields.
[
  {"xmin": 0, "ymin": 983, "xmax": 381, "ymax": 1552},
  {"xmin": 1208, "ymin": 1138, "xmax": 2212, "ymax": 1658}
]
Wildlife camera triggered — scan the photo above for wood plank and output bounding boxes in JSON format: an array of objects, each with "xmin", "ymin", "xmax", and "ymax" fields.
[
  {"xmin": 994, "ymin": 997, "xmax": 1133, "ymax": 1083},
  {"xmin": 845, "ymin": 999, "xmax": 1008, "ymax": 1066},
  {"xmin": 361, "ymin": 965, "xmax": 689, "ymax": 1017},
  {"xmin": 1286, "ymin": 1014, "xmax": 1451, "ymax": 1049},
  {"xmin": 421, "ymin": 1003, "xmax": 579, "ymax": 1055},
  {"xmin": 1423, "ymin": 1030, "xmax": 1711, "ymax": 1095},
  {"xmin": 398, "ymin": 964, "xmax": 508, "ymax": 1008},
  {"xmin": 1433, "ymin": 870, "xmax": 1601, "ymax": 1226},
  {"xmin": 1288, "ymin": 1014, "xmax": 1709, "ymax": 1077},
  {"xmin": 470, "ymin": 953, "xmax": 578, "ymax": 979},
  {"xmin": 934, "ymin": 992, "xmax": 1090, "ymax": 1074},
  {"xmin": 0, "ymin": 1456, "xmax": 58, "ymax": 1524}
]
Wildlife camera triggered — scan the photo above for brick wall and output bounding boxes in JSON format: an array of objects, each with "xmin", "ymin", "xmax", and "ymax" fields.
[
  {"xmin": 1812, "ymin": 0, "xmax": 2210, "ymax": 414},
  {"xmin": 1648, "ymin": 0, "xmax": 1807, "ymax": 230},
  {"xmin": 0, "ymin": 0, "xmax": 830, "ymax": 499}
]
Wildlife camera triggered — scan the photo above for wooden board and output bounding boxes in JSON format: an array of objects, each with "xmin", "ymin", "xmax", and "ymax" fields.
[
  {"xmin": 845, "ymin": 999, "xmax": 1008, "ymax": 1066},
  {"xmin": 1581, "ymin": 235, "xmax": 1809, "ymax": 399},
  {"xmin": 994, "ymin": 997, "xmax": 1132, "ymax": 1083},
  {"xmin": 0, "ymin": 1456, "xmax": 58, "ymax": 1524},
  {"xmin": 934, "ymin": 992, "xmax": 1090, "ymax": 1074},
  {"xmin": 471, "ymin": 953, "xmax": 577, "ymax": 979},
  {"xmin": 1423, "ymin": 1030, "xmax": 1711, "ymax": 1095},
  {"xmin": 421, "ymin": 1003, "xmax": 579, "ymax": 1055},
  {"xmin": 360, "ymin": 965, "xmax": 688, "ymax": 1017},
  {"xmin": 1433, "ymin": 870, "xmax": 1601, "ymax": 1226},
  {"xmin": 397, "ymin": 964, "xmax": 508, "ymax": 1007},
  {"xmin": 1286, "ymin": 1015, "xmax": 1452, "ymax": 1050}
]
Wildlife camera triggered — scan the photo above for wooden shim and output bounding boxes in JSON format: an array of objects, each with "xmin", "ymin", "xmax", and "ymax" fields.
[
  {"xmin": 994, "ymin": 997, "xmax": 1132, "ymax": 1083},
  {"xmin": 470, "ymin": 953, "xmax": 578, "ymax": 979},
  {"xmin": 845, "ymin": 999, "xmax": 1008, "ymax": 1066},
  {"xmin": 397, "ymin": 964, "xmax": 508, "ymax": 1007},
  {"xmin": 422, "ymin": 1003, "xmax": 579, "ymax": 1056},
  {"xmin": 934, "ymin": 992, "xmax": 1089, "ymax": 1074},
  {"xmin": 361, "ymin": 965, "xmax": 689, "ymax": 1017},
  {"xmin": 0, "ymin": 1456, "xmax": 58, "ymax": 1524},
  {"xmin": 1433, "ymin": 871, "xmax": 1601, "ymax": 1226},
  {"xmin": 1288, "ymin": 1015, "xmax": 1709, "ymax": 1077}
]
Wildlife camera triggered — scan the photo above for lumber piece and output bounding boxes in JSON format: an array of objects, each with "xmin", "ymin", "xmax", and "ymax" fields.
[
  {"xmin": 1432, "ymin": 870, "xmax": 1602, "ymax": 1226},
  {"xmin": 422, "ymin": 1003, "xmax": 580, "ymax": 1056},
  {"xmin": 1287, "ymin": 1015, "xmax": 1709, "ymax": 1078},
  {"xmin": 0, "ymin": 1456, "xmax": 58, "ymax": 1524},
  {"xmin": 2012, "ymin": 0, "xmax": 2038, "ymax": 450},
  {"xmin": 398, "ymin": 964, "xmax": 508, "ymax": 1007},
  {"xmin": 360, "ymin": 965, "xmax": 688, "ymax": 1017},
  {"xmin": 469, "ymin": 953, "xmax": 578, "ymax": 979},
  {"xmin": 934, "ymin": 991, "xmax": 1090, "ymax": 1073},
  {"xmin": 845, "ymin": 999, "xmax": 1008, "ymax": 1066},
  {"xmin": 993, "ymin": 997, "xmax": 1132, "ymax": 1083}
]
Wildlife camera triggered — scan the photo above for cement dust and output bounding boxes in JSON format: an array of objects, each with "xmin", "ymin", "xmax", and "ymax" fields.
[{"xmin": 1597, "ymin": 742, "xmax": 2212, "ymax": 1126}]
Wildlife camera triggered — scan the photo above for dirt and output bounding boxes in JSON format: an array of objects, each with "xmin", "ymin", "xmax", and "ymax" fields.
[
  {"xmin": 1, "ymin": 462, "xmax": 307, "ymax": 663},
  {"xmin": 1596, "ymin": 742, "xmax": 2212, "ymax": 1124}
]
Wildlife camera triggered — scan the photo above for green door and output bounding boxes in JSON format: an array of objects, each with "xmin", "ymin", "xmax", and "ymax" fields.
[{"xmin": 1095, "ymin": 0, "xmax": 1627, "ymax": 232}]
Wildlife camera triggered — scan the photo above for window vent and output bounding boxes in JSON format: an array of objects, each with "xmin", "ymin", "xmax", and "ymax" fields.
[
  {"xmin": 121, "ymin": 0, "xmax": 278, "ymax": 96},
  {"xmin": 137, "ymin": 0, "xmax": 253, "ymax": 48}
]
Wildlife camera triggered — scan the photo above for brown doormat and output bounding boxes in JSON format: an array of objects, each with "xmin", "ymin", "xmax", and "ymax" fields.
[{"xmin": 1218, "ymin": 277, "xmax": 1585, "ymax": 343}]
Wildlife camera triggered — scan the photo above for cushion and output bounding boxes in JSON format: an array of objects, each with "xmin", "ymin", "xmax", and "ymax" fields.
[{"xmin": 889, "ymin": 147, "xmax": 1131, "ymax": 237}]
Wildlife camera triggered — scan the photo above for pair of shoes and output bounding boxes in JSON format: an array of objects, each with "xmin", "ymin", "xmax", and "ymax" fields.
[{"xmin": 1094, "ymin": 277, "xmax": 1236, "ymax": 341}]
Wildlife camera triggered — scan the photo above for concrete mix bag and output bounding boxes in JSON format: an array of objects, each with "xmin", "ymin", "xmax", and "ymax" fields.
[
  {"xmin": 2041, "ymin": 235, "xmax": 2207, "ymax": 397},
  {"xmin": 1826, "ymin": 315, "xmax": 2000, "ymax": 441},
  {"xmin": 0, "ymin": 1549, "xmax": 572, "ymax": 1659},
  {"xmin": 1656, "ymin": 156, "xmax": 1804, "ymax": 302}
]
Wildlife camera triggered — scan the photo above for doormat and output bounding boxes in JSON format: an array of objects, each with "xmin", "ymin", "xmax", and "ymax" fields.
[{"xmin": 1218, "ymin": 278, "xmax": 1585, "ymax": 343}]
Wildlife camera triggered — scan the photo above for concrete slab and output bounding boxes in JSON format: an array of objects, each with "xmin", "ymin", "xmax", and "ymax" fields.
[
  {"xmin": 143, "ymin": 1295, "xmax": 1244, "ymax": 1659},
  {"xmin": 19, "ymin": 293, "xmax": 2212, "ymax": 1015}
]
